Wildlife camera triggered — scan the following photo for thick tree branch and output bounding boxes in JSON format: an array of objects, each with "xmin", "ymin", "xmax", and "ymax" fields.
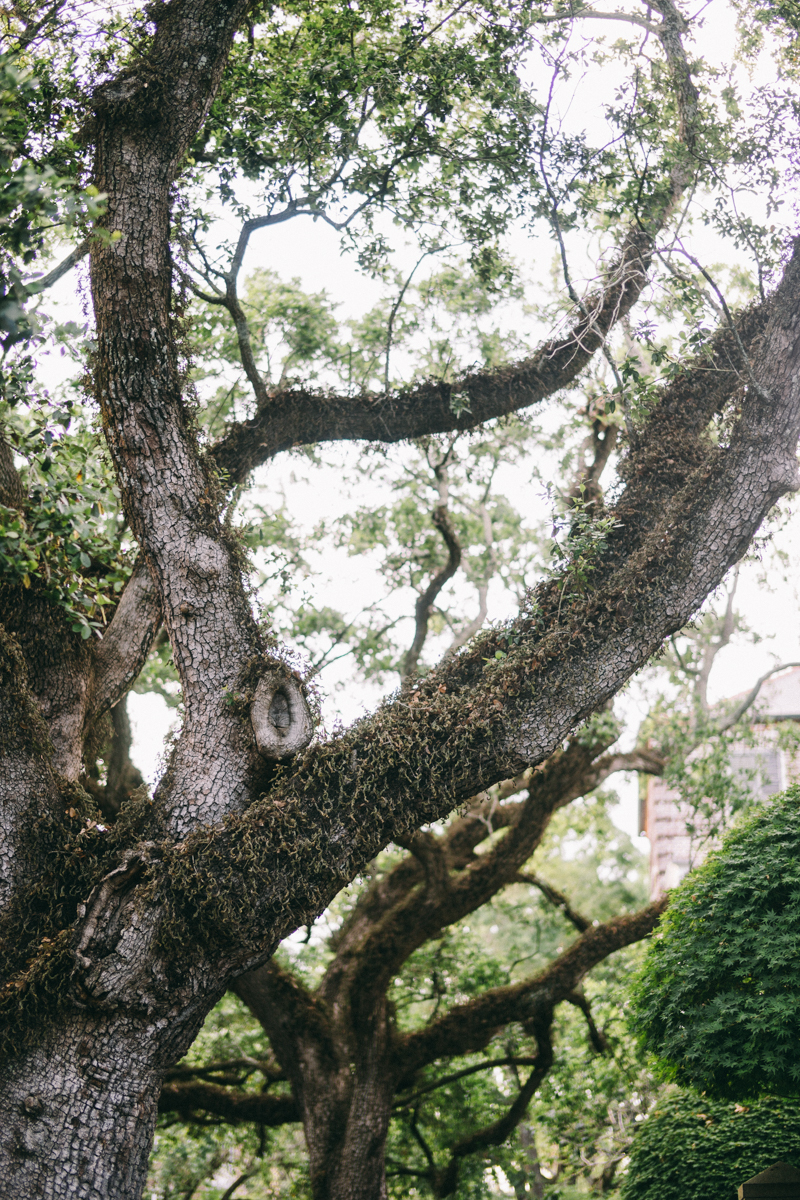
[
  {"xmin": 206, "ymin": 0, "xmax": 700, "ymax": 484},
  {"xmin": 209, "ymin": 224, "xmax": 654, "ymax": 480},
  {"xmin": 396, "ymin": 899, "xmax": 667, "ymax": 1076},
  {"xmin": 158, "ymin": 1079, "xmax": 299, "ymax": 1126}
]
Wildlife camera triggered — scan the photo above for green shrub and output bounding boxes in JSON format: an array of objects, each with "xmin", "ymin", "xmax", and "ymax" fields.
[{"xmin": 620, "ymin": 1092, "xmax": 800, "ymax": 1200}]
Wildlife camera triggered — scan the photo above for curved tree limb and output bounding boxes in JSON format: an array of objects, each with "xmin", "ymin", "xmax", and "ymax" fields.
[
  {"xmin": 396, "ymin": 898, "xmax": 667, "ymax": 1076},
  {"xmin": 403, "ymin": 502, "xmax": 462, "ymax": 682},
  {"xmin": 208, "ymin": 225, "xmax": 654, "ymax": 480}
]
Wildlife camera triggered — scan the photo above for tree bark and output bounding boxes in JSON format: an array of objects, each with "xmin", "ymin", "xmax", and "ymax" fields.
[
  {"xmin": 234, "ymin": 963, "xmax": 397, "ymax": 1200},
  {"xmin": 2, "ymin": 2, "xmax": 800, "ymax": 1196}
]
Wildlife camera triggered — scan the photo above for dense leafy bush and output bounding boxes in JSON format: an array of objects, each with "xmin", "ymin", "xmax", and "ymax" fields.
[
  {"xmin": 620, "ymin": 1092, "xmax": 800, "ymax": 1200},
  {"xmin": 629, "ymin": 787, "xmax": 800, "ymax": 1097}
]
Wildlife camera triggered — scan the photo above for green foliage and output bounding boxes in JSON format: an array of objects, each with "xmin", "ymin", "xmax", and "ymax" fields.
[
  {"xmin": 629, "ymin": 786, "xmax": 800, "ymax": 1098},
  {"xmin": 0, "ymin": 404, "xmax": 130, "ymax": 637},
  {"xmin": 148, "ymin": 994, "xmax": 309, "ymax": 1200},
  {"xmin": 620, "ymin": 1092, "xmax": 800, "ymax": 1200}
]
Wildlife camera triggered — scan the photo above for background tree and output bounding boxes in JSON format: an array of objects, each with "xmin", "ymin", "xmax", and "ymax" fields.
[
  {"xmin": 2, "ymin": 2, "xmax": 800, "ymax": 1199},
  {"xmin": 629, "ymin": 784, "xmax": 800, "ymax": 1100}
]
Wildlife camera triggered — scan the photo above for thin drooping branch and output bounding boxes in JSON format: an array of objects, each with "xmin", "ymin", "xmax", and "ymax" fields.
[
  {"xmin": 402, "ymin": 475, "xmax": 462, "ymax": 681},
  {"xmin": 716, "ymin": 662, "xmax": 800, "ymax": 734},
  {"xmin": 24, "ymin": 238, "xmax": 90, "ymax": 294},
  {"xmin": 514, "ymin": 874, "xmax": 591, "ymax": 933},
  {"xmin": 565, "ymin": 990, "xmax": 607, "ymax": 1053},
  {"xmin": 392, "ymin": 1055, "xmax": 540, "ymax": 1111}
]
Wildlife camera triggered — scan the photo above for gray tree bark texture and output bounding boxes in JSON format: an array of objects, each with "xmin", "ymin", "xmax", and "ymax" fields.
[{"xmin": 1, "ymin": 1, "xmax": 800, "ymax": 1198}]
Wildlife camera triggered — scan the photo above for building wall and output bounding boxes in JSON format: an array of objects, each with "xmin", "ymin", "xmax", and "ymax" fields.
[{"xmin": 643, "ymin": 667, "xmax": 800, "ymax": 899}]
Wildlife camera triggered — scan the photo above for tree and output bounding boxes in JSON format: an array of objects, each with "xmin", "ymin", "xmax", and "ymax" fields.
[
  {"xmin": 2, "ymin": 1, "xmax": 800, "ymax": 1198},
  {"xmin": 148, "ymin": 577, "xmax": 788, "ymax": 1197}
]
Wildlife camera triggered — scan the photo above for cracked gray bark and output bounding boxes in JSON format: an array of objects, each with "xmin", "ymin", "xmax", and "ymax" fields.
[{"xmin": 0, "ymin": 1, "xmax": 799, "ymax": 1198}]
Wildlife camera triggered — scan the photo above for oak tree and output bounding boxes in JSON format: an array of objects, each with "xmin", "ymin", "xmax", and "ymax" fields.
[{"xmin": 2, "ymin": 2, "xmax": 800, "ymax": 1199}]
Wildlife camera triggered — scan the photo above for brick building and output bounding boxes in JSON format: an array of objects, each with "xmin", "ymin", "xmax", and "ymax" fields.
[{"xmin": 642, "ymin": 665, "xmax": 800, "ymax": 900}]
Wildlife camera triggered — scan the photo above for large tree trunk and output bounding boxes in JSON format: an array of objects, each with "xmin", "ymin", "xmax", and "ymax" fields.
[
  {"xmin": 3, "ymin": 3, "xmax": 800, "ymax": 1197},
  {"xmin": 235, "ymin": 966, "xmax": 397, "ymax": 1200},
  {"xmin": 0, "ymin": 1018, "xmax": 163, "ymax": 1198}
]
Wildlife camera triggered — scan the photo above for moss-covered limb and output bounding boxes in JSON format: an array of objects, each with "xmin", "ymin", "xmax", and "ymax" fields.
[
  {"xmin": 395, "ymin": 898, "xmax": 667, "ymax": 1079},
  {"xmin": 319, "ymin": 736, "xmax": 617, "ymax": 1016},
  {"xmin": 158, "ymin": 1078, "xmax": 299, "ymax": 1126},
  {"xmin": 0, "ymin": 621, "xmax": 89, "ymax": 915},
  {"xmin": 209, "ymin": 228, "xmax": 654, "ymax": 481},
  {"xmin": 87, "ymin": 555, "xmax": 161, "ymax": 726}
]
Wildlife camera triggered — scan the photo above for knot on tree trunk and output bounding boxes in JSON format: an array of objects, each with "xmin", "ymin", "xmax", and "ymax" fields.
[{"xmin": 251, "ymin": 669, "xmax": 313, "ymax": 759}]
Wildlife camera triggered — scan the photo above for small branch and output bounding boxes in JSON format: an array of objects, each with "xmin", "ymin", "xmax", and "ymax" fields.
[
  {"xmin": 394, "ymin": 829, "xmax": 451, "ymax": 899},
  {"xmin": 410, "ymin": 1106, "xmax": 438, "ymax": 1174},
  {"xmin": 393, "ymin": 1054, "xmax": 539, "ymax": 1110},
  {"xmin": 565, "ymin": 990, "xmax": 608, "ymax": 1053},
  {"xmin": 402, "ymin": 469, "xmax": 462, "ymax": 681},
  {"xmin": 671, "ymin": 241, "xmax": 772, "ymax": 403},
  {"xmin": 715, "ymin": 662, "xmax": 800, "ymax": 735},
  {"xmin": 533, "ymin": 8, "xmax": 660, "ymax": 33},
  {"xmin": 384, "ymin": 250, "xmax": 434, "ymax": 393},
  {"xmin": 513, "ymin": 873, "xmax": 591, "ymax": 933},
  {"xmin": 446, "ymin": 583, "xmax": 488, "ymax": 655},
  {"xmin": 220, "ymin": 1168, "xmax": 260, "ymax": 1200},
  {"xmin": 24, "ymin": 238, "xmax": 90, "ymax": 294}
]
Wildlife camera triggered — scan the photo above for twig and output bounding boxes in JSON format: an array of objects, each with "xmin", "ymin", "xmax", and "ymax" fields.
[{"xmin": 24, "ymin": 238, "xmax": 90, "ymax": 294}]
